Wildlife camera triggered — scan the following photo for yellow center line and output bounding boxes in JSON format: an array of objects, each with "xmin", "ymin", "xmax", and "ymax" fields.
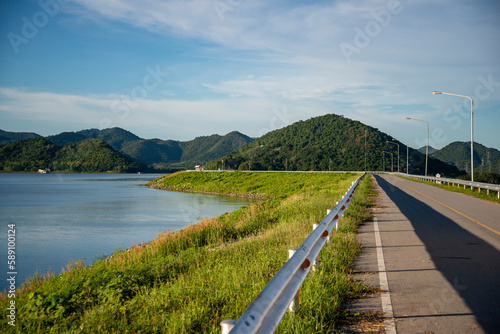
[{"xmin": 396, "ymin": 181, "xmax": 500, "ymax": 237}]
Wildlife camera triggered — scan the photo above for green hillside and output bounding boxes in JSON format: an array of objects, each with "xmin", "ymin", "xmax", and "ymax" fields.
[
  {"xmin": 178, "ymin": 131, "xmax": 254, "ymax": 165},
  {"xmin": 0, "ymin": 129, "xmax": 41, "ymax": 145},
  {"xmin": 0, "ymin": 137, "xmax": 145, "ymax": 173},
  {"xmin": 209, "ymin": 114, "xmax": 463, "ymax": 177},
  {"xmin": 431, "ymin": 141, "xmax": 500, "ymax": 173},
  {"xmin": 47, "ymin": 127, "xmax": 141, "ymax": 149},
  {"xmin": 121, "ymin": 139, "xmax": 183, "ymax": 167},
  {"xmin": 46, "ymin": 127, "xmax": 253, "ymax": 169}
]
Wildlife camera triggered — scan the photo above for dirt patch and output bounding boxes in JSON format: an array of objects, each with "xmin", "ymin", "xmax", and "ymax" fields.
[{"xmin": 337, "ymin": 310, "xmax": 387, "ymax": 333}]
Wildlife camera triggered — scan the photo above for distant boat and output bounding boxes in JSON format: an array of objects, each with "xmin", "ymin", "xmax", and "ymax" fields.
[{"xmin": 38, "ymin": 169, "xmax": 51, "ymax": 174}]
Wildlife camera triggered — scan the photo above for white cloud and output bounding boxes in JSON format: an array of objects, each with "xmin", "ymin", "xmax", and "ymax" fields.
[
  {"xmin": 0, "ymin": 87, "xmax": 301, "ymax": 140},
  {"xmin": 3, "ymin": 0, "xmax": 499, "ymax": 148}
]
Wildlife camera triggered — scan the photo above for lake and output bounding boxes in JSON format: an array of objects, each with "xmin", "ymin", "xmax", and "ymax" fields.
[{"xmin": 0, "ymin": 173, "xmax": 251, "ymax": 292}]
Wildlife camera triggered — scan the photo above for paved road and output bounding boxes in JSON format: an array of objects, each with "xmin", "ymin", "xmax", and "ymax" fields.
[{"xmin": 346, "ymin": 175, "xmax": 500, "ymax": 334}]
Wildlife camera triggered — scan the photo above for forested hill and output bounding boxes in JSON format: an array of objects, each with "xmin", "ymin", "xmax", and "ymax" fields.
[
  {"xmin": 46, "ymin": 127, "xmax": 253, "ymax": 169},
  {"xmin": 209, "ymin": 114, "xmax": 463, "ymax": 177},
  {"xmin": 0, "ymin": 137, "xmax": 146, "ymax": 173},
  {"xmin": 0, "ymin": 129, "xmax": 41, "ymax": 145},
  {"xmin": 430, "ymin": 141, "xmax": 500, "ymax": 173}
]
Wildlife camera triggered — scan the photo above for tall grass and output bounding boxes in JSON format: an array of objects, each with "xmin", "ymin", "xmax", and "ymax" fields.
[{"xmin": 0, "ymin": 172, "xmax": 374, "ymax": 333}]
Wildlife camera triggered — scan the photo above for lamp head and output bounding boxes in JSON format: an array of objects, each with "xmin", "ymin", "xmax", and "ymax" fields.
[{"xmin": 432, "ymin": 91, "xmax": 442, "ymax": 95}]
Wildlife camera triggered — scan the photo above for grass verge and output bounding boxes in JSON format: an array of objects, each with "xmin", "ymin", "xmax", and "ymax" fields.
[
  {"xmin": 0, "ymin": 171, "xmax": 374, "ymax": 333},
  {"xmin": 398, "ymin": 175, "xmax": 500, "ymax": 204}
]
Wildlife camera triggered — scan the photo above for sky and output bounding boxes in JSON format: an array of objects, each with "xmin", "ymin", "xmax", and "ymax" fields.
[{"xmin": 1, "ymin": 0, "xmax": 499, "ymax": 150}]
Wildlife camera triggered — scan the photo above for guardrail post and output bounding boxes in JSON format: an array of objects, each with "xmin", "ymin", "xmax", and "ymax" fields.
[
  {"xmin": 335, "ymin": 202, "xmax": 341, "ymax": 230},
  {"xmin": 220, "ymin": 319, "xmax": 236, "ymax": 334},
  {"xmin": 312, "ymin": 223, "xmax": 320, "ymax": 271},
  {"xmin": 326, "ymin": 209, "xmax": 333, "ymax": 240},
  {"xmin": 288, "ymin": 249, "xmax": 299, "ymax": 312}
]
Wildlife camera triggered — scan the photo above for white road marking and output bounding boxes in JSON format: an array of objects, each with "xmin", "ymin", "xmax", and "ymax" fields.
[{"xmin": 374, "ymin": 216, "xmax": 397, "ymax": 334}]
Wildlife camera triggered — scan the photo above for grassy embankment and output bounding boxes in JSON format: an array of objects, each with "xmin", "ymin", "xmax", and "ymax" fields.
[
  {"xmin": 399, "ymin": 175, "xmax": 500, "ymax": 203},
  {"xmin": 1, "ymin": 171, "xmax": 374, "ymax": 333}
]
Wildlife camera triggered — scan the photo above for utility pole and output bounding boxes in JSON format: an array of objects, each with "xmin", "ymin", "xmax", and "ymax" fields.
[{"xmin": 364, "ymin": 129, "xmax": 367, "ymax": 171}]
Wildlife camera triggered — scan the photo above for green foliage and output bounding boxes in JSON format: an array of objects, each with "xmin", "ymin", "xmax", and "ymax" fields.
[
  {"xmin": 400, "ymin": 175, "xmax": 500, "ymax": 203},
  {"xmin": 0, "ymin": 172, "xmax": 374, "ymax": 333},
  {"xmin": 207, "ymin": 114, "xmax": 463, "ymax": 177},
  {"xmin": 0, "ymin": 129, "xmax": 41, "ymax": 145},
  {"xmin": 456, "ymin": 172, "xmax": 500, "ymax": 185},
  {"xmin": 431, "ymin": 141, "xmax": 500, "ymax": 173},
  {"xmin": 0, "ymin": 137, "xmax": 60, "ymax": 172},
  {"xmin": 0, "ymin": 137, "xmax": 146, "ymax": 173},
  {"xmin": 46, "ymin": 127, "xmax": 253, "ymax": 168}
]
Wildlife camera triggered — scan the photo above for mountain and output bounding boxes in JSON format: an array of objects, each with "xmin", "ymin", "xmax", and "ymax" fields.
[
  {"xmin": 178, "ymin": 131, "xmax": 254, "ymax": 165},
  {"xmin": 46, "ymin": 127, "xmax": 254, "ymax": 169},
  {"xmin": 0, "ymin": 137, "xmax": 146, "ymax": 173},
  {"xmin": 209, "ymin": 114, "xmax": 463, "ymax": 177},
  {"xmin": 418, "ymin": 146, "xmax": 438, "ymax": 155},
  {"xmin": 47, "ymin": 127, "xmax": 141, "ymax": 149},
  {"xmin": 430, "ymin": 141, "xmax": 500, "ymax": 173},
  {"xmin": 0, "ymin": 129, "xmax": 41, "ymax": 145}
]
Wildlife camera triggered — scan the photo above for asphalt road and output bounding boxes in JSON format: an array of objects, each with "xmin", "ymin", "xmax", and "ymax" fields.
[{"xmin": 347, "ymin": 174, "xmax": 500, "ymax": 334}]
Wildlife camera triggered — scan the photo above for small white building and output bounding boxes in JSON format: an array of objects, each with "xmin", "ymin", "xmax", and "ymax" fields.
[{"xmin": 195, "ymin": 165, "xmax": 205, "ymax": 171}]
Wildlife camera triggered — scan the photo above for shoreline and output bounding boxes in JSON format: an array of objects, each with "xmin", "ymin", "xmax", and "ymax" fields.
[{"xmin": 147, "ymin": 183, "xmax": 274, "ymax": 200}]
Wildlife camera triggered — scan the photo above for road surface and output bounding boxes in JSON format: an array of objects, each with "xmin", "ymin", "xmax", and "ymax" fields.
[{"xmin": 345, "ymin": 174, "xmax": 500, "ymax": 333}]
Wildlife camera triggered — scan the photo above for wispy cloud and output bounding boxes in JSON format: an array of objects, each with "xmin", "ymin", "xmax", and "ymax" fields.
[
  {"xmin": 0, "ymin": 87, "xmax": 299, "ymax": 139},
  {"xmin": 1, "ymin": 0, "xmax": 499, "ymax": 148}
]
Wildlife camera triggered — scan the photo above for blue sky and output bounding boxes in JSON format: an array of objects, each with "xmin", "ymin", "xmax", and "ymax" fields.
[{"xmin": 1, "ymin": 0, "xmax": 499, "ymax": 150}]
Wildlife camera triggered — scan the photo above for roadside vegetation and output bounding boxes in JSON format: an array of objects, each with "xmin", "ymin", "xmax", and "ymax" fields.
[
  {"xmin": 399, "ymin": 175, "xmax": 500, "ymax": 203},
  {"xmin": 0, "ymin": 171, "xmax": 374, "ymax": 333}
]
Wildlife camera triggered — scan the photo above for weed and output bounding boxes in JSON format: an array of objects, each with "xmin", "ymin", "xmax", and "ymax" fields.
[{"xmin": 0, "ymin": 172, "xmax": 373, "ymax": 333}]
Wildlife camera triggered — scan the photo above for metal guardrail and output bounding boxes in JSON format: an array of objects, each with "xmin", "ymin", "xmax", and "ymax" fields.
[
  {"xmin": 399, "ymin": 173, "xmax": 500, "ymax": 199},
  {"xmin": 221, "ymin": 173, "xmax": 365, "ymax": 334}
]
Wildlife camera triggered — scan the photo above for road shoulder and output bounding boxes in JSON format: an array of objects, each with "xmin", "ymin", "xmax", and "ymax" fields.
[{"xmin": 339, "ymin": 175, "xmax": 485, "ymax": 333}]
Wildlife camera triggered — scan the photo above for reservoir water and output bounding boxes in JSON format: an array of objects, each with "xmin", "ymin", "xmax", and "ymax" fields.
[{"xmin": 0, "ymin": 173, "xmax": 251, "ymax": 292}]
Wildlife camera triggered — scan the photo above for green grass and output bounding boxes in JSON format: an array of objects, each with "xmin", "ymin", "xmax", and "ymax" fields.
[
  {"xmin": 0, "ymin": 171, "xmax": 374, "ymax": 333},
  {"xmin": 399, "ymin": 175, "xmax": 500, "ymax": 203}
]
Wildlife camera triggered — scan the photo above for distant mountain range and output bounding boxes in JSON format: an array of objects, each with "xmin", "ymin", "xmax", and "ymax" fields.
[
  {"xmin": 2, "ymin": 120, "xmax": 499, "ymax": 177},
  {"xmin": 210, "ymin": 114, "xmax": 464, "ymax": 177},
  {"xmin": 0, "ymin": 128, "xmax": 254, "ymax": 170},
  {"xmin": 0, "ymin": 129, "xmax": 41, "ymax": 145}
]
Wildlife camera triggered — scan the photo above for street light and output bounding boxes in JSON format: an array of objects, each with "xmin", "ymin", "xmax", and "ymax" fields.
[
  {"xmin": 432, "ymin": 91, "xmax": 474, "ymax": 182},
  {"xmin": 406, "ymin": 117, "xmax": 429, "ymax": 176},
  {"xmin": 386, "ymin": 140, "xmax": 400, "ymax": 173},
  {"xmin": 382, "ymin": 151, "xmax": 393, "ymax": 172},
  {"xmin": 398, "ymin": 139, "xmax": 409, "ymax": 174},
  {"xmin": 381, "ymin": 151, "xmax": 385, "ymax": 172}
]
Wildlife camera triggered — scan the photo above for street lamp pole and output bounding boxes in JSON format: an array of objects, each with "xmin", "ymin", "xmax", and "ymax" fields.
[
  {"xmin": 387, "ymin": 140, "xmax": 400, "ymax": 173},
  {"xmin": 399, "ymin": 139, "xmax": 409, "ymax": 174},
  {"xmin": 382, "ymin": 151, "xmax": 385, "ymax": 172},
  {"xmin": 382, "ymin": 151, "xmax": 393, "ymax": 172},
  {"xmin": 406, "ymin": 117, "xmax": 429, "ymax": 176},
  {"xmin": 432, "ymin": 91, "xmax": 474, "ymax": 182}
]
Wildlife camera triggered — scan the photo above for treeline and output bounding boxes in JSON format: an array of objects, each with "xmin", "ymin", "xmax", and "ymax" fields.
[
  {"xmin": 457, "ymin": 172, "xmax": 500, "ymax": 185},
  {"xmin": 0, "ymin": 137, "xmax": 146, "ymax": 173}
]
